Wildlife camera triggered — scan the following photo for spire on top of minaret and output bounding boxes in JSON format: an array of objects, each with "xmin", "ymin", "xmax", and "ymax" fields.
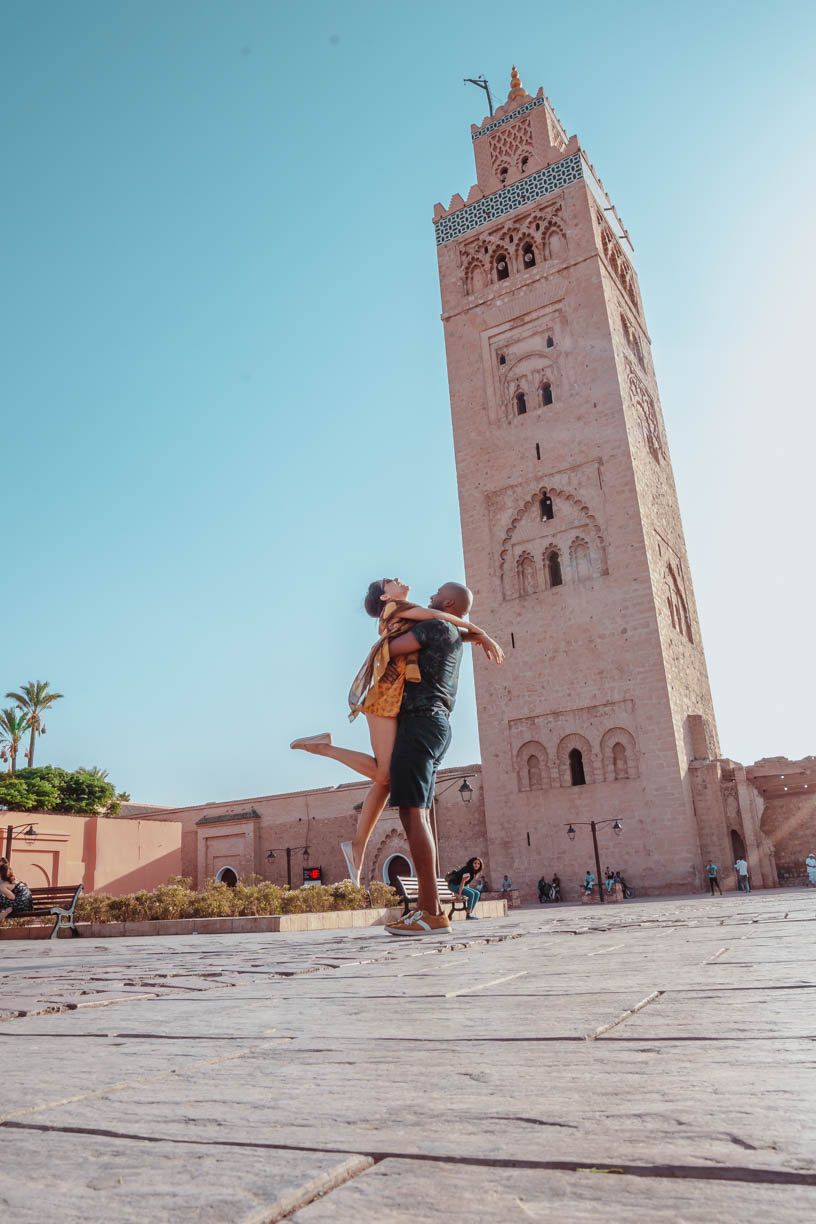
[{"xmin": 507, "ymin": 65, "xmax": 529, "ymax": 102}]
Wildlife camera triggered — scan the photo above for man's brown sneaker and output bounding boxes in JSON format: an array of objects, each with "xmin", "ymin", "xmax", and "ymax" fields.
[{"xmin": 385, "ymin": 909, "xmax": 451, "ymax": 936}]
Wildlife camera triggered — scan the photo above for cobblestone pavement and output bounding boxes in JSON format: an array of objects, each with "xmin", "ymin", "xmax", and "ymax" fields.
[{"xmin": 2, "ymin": 891, "xmax": 815, "ymax": 1222}]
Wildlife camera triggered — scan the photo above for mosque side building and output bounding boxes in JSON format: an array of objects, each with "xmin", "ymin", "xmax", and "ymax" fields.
[{"xmin": 432, "ymin": 66, "xmax": 726, "ymax": 896}]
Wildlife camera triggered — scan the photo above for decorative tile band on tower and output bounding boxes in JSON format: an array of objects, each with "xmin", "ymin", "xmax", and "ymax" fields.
[
  {"xmin": 471, "ymin": 95, "xmax": 549, "ymax": 139},
  {"xmin": 434, "ymin": 152, "xmax": 582, "ymax": 245}
]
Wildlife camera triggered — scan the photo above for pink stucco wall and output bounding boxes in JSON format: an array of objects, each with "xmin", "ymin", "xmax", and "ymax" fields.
[{"xmin": 4, "ymin": 811, "xmax": 181, "ymax": 896}]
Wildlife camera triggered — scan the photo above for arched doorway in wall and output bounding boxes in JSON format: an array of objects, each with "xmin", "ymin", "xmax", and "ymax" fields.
[
  {"xmin": 215, "ymin": 866, "xmax": 238, "ymax": 887},
  {"xmin": 383, "ymin": 853, "xmax": 414, "ymax": 888},
  {"xmin": 730, "ymin": 830, "xmax": 746, "ymax": 862}
]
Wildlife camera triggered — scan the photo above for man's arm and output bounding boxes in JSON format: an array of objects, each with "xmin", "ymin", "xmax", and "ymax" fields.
[
  {"xmin": 461, "ymin": 630, "xmax": 503, "ymax": 664},
  {"xmin": 388, "ymin": 629, "xmax": 422, "ymax": 657}
]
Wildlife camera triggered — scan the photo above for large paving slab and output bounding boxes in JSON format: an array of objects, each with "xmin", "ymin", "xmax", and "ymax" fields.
[{"xmin": 2, "ymin": 891, "xmax": 815, "ymax": 1221}]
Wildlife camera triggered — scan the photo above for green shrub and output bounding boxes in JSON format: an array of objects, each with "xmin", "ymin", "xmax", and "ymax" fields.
[
  {"xmin": 368, "ymin": 880, "xmax": 400, "ymax": 908},
  {"xmin": 67, "ymin": 877, "xmax": 400, "ymax": 925},
  {"xmin": 75, "ymin": 892, "xmax": 114, "ymax": 923}
]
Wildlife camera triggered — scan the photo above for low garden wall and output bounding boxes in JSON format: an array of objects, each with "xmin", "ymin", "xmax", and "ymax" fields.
[{"xmin": 0, "ymin": 877, "xmax": 507, "ymax": 939}]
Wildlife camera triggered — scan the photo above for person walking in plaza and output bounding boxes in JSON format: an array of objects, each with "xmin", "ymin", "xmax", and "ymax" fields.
[
  {"xmin": 447, "ymin": 856, "xmax": 484, "ymax": 920},
  {"xmin": 0, "ymin": 857, "xmax": 33, "ymax": 922},
  {"xmin": 734, "ymin": 857, "xmax": 750, "ymax": 892},
  {"xmin": 290, "ymin": 577, "xmax": 501, "ymax": 886},
  {"xmin": 537, "ymin": 875, "xmax": 549, "ymax": 903},
  {"xmin": 805, "ymin": 853, "xmax": 816, "ymax": 887},
  {"xmin": 706, "ymin": 862, "xmax": 722, "ymax": 896}
]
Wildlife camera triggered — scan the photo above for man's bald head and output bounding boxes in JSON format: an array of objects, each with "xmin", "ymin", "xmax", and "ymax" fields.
[{"xmin": 429, "ymin": 581, "xmax": 473, "ymax": 618}]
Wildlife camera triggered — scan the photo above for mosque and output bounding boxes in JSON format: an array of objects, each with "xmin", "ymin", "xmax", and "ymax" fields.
[{"xmin": 9, "ymin": 69, "xmax": 814, "ymax": 902}]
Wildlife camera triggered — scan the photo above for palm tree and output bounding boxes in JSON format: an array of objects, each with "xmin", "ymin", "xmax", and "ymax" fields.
[
  {"xmin": 0, "ymin": 707, "xmax": 30, "ymax": 774},
  {"xmin": 77, "ymin": 766, "xmax": 109, "ymax": 780},
  {"xmin": 5, "ymin": 680, "xmax": 64, "ymax": 768}
]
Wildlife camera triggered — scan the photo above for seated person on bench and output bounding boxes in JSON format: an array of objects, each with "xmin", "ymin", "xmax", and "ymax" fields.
[
  {"xmin": 446, "ymin": 857, "xmax": 484, "ymax": 921},
  {"xmin": 0, "ymin": 857, "xmax": 33, "ymax": 921}
]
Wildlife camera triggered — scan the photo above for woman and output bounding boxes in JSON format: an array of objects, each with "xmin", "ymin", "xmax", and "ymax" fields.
[
  {"xmin": 446, "ymin": 857, "xmax": 484, "ymax": 920},
  {"xmin": 0, "ymin": 857, "xmax": 33, "ymax": 922},
  {"xmin": 291, "ymin": 578, "xmax": 502, "ymax": 886}
]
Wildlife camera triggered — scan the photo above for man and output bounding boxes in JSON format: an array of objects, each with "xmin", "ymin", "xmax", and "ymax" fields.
[
  {"xmin": 383, "ymin": 582, "xmax": 501, "ymax": 936},
  {"xmin": 537, "ymin": 875, "xmax": 549, "ymax": 904},
  {"xmin": 501, "ymin": 875, "xmax": 513, "ymax": 894},
  {"xmin": 706, "ymin": 862, "xmax": 722, "ymax": 896},
  {"xmin": 734, "ymin": 857, "xmax": 750, "ymax": 892}
]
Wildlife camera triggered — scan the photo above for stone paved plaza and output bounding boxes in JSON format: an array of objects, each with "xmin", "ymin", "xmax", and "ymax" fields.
[{"xmin": 2, "ymin": 890, "xmax": 815, "ymax": 1222}]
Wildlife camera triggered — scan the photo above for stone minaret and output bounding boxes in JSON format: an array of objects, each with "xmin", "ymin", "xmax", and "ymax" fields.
[{"xmin": 434, "ymin": 67, "xmax": 721, "ymax": 898}]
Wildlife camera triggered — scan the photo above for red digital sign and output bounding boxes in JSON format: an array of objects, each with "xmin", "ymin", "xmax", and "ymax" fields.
[{"xmin": 303, "ymin": 866, "xmax": 323, "ymax": 884}]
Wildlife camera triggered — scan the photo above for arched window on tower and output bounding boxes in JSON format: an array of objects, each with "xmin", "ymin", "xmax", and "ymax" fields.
[
  {"xmin": 546, "ymin": 335, "xmax": 554, "ymax": 348},
  {"xmin": 496, "ymin": 254, "xmax": 510, "ymax": 281},
  {"xmin": 520, "ymin": 155, "xmax": 529, "ymax": 174},
  {"xmin": 515, "ymin": 391, "xmax": 527, "ymax": 416},
  {"xmin": 545, "ymin": 549, "xmax": 563, "ymax": 589},
  {"xmin": 612, "ymin": 742, "xmax": 629, "ymax": 780},
  {"xmin": 517, "ymin": 552, "xmax": 537, "ymax": 596},
  {"xmin": 569, "ymin": 748, "xmax": 586, "ymax": 786},
  {"xmin": 522, "ymin": 242, "xmax": 536, "ymax": 269},
  {"xmin": 499, "ymin": 165, "xmax": 509, "ymax": 183},
  {"xmin": 541, "ymin": 381, "xmax": 553, "ymax": 407},
  {"xmin": 540, "ymin": 494, "xmax": 554, "ymax": 521},
  {"xmin": 571, "ymin": 540, "xmax": 592, "ymax": 581},
  {"xmin": 527, "ymin": 755, "xmax": 543, "ymax": 790}
]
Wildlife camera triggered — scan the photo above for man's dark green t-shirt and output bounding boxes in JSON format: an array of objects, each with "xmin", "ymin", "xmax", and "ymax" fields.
[{"xmin": 400, "ymin": 619, "xmax": 462, "ymax": 716}]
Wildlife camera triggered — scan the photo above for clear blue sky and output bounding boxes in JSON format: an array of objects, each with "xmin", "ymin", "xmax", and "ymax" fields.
[{"xmin": 3, "ymin": 1, "xmax": 814, "ymax": 806}]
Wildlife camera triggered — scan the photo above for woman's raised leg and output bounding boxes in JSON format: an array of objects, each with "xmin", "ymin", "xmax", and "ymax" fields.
[{"xmin": 292, "ymin": 738, "xmax": 381, "ymax": 783}]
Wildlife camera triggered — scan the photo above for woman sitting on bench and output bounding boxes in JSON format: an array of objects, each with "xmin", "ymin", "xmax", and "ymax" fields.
[
  {"xmin": 0, "ymin": 857, "xmax": 33, "ymax": 922},
  {"xmin": 446, "ymin": 857, "xmax": 484, "ymax": 921}
]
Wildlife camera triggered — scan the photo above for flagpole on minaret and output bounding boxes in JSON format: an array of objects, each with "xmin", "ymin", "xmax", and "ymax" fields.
[{"xmin": 464, "ymin": 74, "xmax": 493, "ymax": 116}]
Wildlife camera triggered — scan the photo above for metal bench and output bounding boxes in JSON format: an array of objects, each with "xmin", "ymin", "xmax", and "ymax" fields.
[
  {"xmin": 27, "ymin": 885, "xmax": 84, "ymax": 939},
  {"xmin": 396, "ymin": 875, "xmax": 470, "ymax": 920}
]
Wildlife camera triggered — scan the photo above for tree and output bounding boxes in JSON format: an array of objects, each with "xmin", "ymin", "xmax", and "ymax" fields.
[
  {"xmin": 5, "ymin": 681, "xmax": 64, "ymax": 768},
  {"xmin": 0, "ymin": 707, "xmax": 29, "ymax": 774}
]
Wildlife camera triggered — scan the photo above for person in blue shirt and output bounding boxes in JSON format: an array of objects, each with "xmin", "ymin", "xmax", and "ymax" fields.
[{"xmin": 706, "ymin": 862, "xmax": 722, "ymax": 895}]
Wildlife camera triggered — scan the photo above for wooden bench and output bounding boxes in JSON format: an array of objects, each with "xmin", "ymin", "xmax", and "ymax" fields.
[
  {"xmin": 27, "ymin": 885, "xmax": 84, "ymax": 938},
  {"xmin": 396, "ymin": 875, "xmax": 471, "ymax": 920}
]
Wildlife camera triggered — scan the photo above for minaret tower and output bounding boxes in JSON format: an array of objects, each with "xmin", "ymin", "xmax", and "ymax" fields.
[{"xmin": 434, "ymin": 68, "xmax": 721, "ymax": 897}]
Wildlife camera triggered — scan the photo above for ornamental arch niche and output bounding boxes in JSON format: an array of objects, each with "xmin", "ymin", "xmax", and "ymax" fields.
[
  {"xmin": 516, "ymin": 740, "xmax": 550, "ymax": 792},
  {"xmin": 369, "ymin": 826, "xmax": 412, "ymax": 886},
  {"xmin": 499, "ymin": 485, "xmax": 609, "ymax": 600},
  {"xmin": 600, "ymin": 727, "xmax": 639, "ymax": 782},
  {"xmin": 556, "ymin": 733, "xmax": 595, "ymax": 787}
]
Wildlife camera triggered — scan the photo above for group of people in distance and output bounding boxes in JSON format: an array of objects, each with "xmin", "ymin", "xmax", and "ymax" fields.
[
  {"xmin": 537, "ymin": 874, "xmax": 561, "ymax": 903},
  {"xmin": 580, "ymin": 868, "xmax": 630, "ymax": 898},
  {"xmin": 291, "ymin": 577, "xmax": 503, "ymax": 935}
]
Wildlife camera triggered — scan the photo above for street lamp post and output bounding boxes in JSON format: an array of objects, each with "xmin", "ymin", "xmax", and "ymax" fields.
[
  {"xmin": 566, "ymin": 819, "xmax": 623, "ymax": 903},
  {"xmin": 266, "ymin": 845, "xmax": 310, "ymax": 888},
  {"xmin": 4, "ymin": 823, "xmax": 38, "ymax": 863},
  {"xmin": 430, "ymin": 776, "xmax": 474, "ymax": 875}
]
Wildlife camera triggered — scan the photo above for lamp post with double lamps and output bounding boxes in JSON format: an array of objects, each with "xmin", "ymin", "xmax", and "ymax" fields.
[
  {"xmin": 266, "ymin": 845, "xmax": 310, "ymax": 888},
  {"xmin": 566, "ymin": 818, "xmax": 623, "ymax": 903}
]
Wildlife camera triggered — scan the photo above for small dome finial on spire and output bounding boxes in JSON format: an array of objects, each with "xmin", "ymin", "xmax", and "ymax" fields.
[{"xmin": 508, "ymin": 65, "xmax": 526, "ymax": 100}]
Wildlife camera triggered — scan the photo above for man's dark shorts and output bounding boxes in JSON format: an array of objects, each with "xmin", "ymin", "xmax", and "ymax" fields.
[{"xmin": 388, "ymin": 712, "xmax": 452, "ymax": 809}]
